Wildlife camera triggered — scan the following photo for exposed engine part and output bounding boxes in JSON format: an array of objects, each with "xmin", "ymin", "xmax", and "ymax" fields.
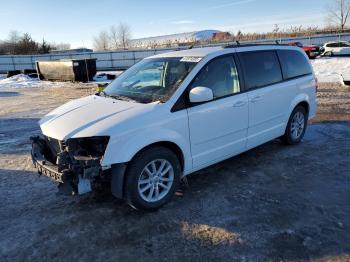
[{"xmin": 30, "ymin": 135, "xmax": 110, "ymax": 193}]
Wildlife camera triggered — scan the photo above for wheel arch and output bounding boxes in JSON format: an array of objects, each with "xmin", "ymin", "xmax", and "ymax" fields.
[
  {"xmin": 288, "ymin": 95, "xmax": 310, "ymax": 118},
  {"xmin": 284, "ymin": 95, "xmax": 310, "ymax": 130},
  {"xmin": 130, "ymin": 141, "xmax": 185, "ymax": 173},
  {"xmin": 109, "ymin": 140, "xmax": 187, "ymax": 200},
  {"xmin": 296, "ymin": 101, "xmax": 309, "ymax": 115}
]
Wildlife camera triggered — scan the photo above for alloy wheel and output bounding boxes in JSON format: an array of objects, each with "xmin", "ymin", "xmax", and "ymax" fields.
[
  {"xmin": 290, "ymin": 111, "xmax": 305, "ymax": 140},
  {"xmin": 138, "ymin": 159, "xmax": 174, "ymax": 203}
]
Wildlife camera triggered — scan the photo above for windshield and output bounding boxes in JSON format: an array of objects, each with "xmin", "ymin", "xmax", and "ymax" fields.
[{"xmin": 103, "ymin": 57, "xmax": 198, "ymax": 103}]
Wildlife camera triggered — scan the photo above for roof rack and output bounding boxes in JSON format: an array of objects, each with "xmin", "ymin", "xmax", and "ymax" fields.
[{"xmin": 223, "ymin": 41, "xmax": 288, "ymax": 49}]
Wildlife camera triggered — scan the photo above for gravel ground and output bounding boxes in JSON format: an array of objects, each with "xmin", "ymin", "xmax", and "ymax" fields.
[
  {"xmin": 0, "ymin": 83, "xmax": 350, "ymax": 261},
  {"xmin": 314, "ymin": 83, "xmax": 350, "ymax": 122}
]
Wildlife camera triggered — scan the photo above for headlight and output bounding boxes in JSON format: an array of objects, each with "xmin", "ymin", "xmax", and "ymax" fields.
[{"xmin": 66, "ymin": 136, "xmax": 109, "ymax": 158}]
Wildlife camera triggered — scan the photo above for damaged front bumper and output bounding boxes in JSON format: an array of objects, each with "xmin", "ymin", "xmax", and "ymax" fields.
[{"xmin": 30, "ymin": 135, "xmax": 108, "ymax": 195}]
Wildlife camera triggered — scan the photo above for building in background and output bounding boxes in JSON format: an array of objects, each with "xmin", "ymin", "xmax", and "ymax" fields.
[{"xmin": 130, "ymin": 30, "xmax": 220, "ymax": 49}]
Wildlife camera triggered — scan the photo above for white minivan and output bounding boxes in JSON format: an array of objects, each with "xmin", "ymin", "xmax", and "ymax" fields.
[{"xmin": 31, "ymin": 45, "xmax": 317, "ymax": 210}]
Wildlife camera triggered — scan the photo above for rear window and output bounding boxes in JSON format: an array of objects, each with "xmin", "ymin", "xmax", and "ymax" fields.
[
  {"xmin": 278, "ymin": 50, "xmax": 312, "ymax": 80},
  {"xmin": 238, "ymin": 51, "xmax": 283, "ymax": 90}
]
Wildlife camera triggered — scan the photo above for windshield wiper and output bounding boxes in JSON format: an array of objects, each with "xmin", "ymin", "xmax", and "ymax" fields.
[
  {"xmin": 110, "ymin": 95, "xmax": 136, "ymax": 102},
  {"xmin": 99, "ymin": 90, "xmax": 134, "ymax": 102},
  {"xmin": 100, "ymin": 90, "xmax": 165, "ymax": 104}
]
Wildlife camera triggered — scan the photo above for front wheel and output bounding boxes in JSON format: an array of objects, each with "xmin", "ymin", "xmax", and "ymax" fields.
[
  {"xmin": 282, "ymin": 106, "xmax": 308, "ymax": 145},
  {"xmin": 125, "ymin": 146, "xmax": 181, "ymax": 210}
]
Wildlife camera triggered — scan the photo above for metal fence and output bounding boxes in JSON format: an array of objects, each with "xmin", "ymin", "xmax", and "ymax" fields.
[
  {"xmin": 0, "ymin": 47, "xmax": 188, "ymax": 73},
  {"xmin": 1, "ymin": 32, "xmax": 350, "ymax": 73}
]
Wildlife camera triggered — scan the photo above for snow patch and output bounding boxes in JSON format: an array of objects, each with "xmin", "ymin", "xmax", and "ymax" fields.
[
  {"xmin": 0, "ymin": 72, "xmax": 118, "ymax": 89},
  {"xmin": 0, "ymin": 74, "xmax": 94, "ymax": 89},
  {"xmin": 311, "ymin": 57, "xmax": 350, "ymax": 83},
  {"xmin": 0, "ymin": 74, "xmax": 43, "ymax": 88}
]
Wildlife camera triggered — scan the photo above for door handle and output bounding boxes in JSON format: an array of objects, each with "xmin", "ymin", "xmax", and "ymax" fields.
[
  {"xmin": 250, "ymin": 95, "xmax": 262, "ymax": 103},
  {"xmin": 233, "ymin": 101, "xmax": 247, "ymax": 107}
]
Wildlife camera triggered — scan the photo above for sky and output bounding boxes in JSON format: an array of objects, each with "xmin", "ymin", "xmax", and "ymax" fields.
[{"xmin": 0, "ymin": 0, "xmax": 332, "ymax": 48}]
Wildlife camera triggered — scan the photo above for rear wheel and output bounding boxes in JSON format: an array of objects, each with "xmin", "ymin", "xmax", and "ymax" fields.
[
  {"xmin": 282, "ymin": 106, "xmax": 308, "ymax": 145},
  {"xmin": 125, "ymin": 146, "xmax": 181, "ymax": 210},
  {"xmin": 323, "ymin": 51, "xmax": 333, "ymax": 57}
]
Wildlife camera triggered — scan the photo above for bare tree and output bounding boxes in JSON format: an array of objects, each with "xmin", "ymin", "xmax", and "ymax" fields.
[
  {"xmin": 236, "ymin": 30, "xmax": 243, "ymax": 41},
  {"xmin": 304, "ymin": 26, "xmax": 319, "ymax": 36},
  {"xmin": 8, "ymin": 30, "xmax": 21, "ymax": 44},
  {"xmin": 327, "ymin": 0, "xmax": 350, "ymax": 31},
  {"xmin": 7, "ymin": 30, "xmax": 21, "ymax": 53},
  {"xmin": 16, "ymin": 33, "xmax": 39, "ymax": 54},
  {"xmin": 272, "ymin": 24, "xmax": 280, "ymax": 34},
  {"xmin": 116, "ymin": 22, "xmax": 131, "ymax": 49},
  {"xmin": 109, "ymin": 25, "xmax": 119, "ymax": 49},
  {"xmin": 93, "ymin": 30, "xmax": 109, "ymax": 51}
]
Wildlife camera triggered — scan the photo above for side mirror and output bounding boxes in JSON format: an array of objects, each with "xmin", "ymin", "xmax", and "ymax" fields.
[{"xmin": 189, "ymin": 86, "xmax": 214, "ymax": 103}]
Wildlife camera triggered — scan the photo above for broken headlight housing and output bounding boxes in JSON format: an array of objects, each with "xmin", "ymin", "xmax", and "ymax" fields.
[{"xmin": 66, "ymin": 136, "xmax": 110, "ymax": 158}]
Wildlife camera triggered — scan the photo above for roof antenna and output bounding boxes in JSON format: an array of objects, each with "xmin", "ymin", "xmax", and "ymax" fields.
[{"xmin": 236, "ymin": 40, "xmax": 240, "ymax": 46}]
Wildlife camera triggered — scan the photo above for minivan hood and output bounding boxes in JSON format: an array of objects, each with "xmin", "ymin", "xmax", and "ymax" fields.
[{"xmin": 39, "ymin": 95, "xmax": 146, "ymax": 140}]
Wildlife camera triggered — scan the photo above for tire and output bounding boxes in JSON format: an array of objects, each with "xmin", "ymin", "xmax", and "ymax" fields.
[
  {"xmin": 125, "ymin": 146, "xmax": 181, "ymax": 210},
  {"xmin": 323, "ymin": 51, "xmax": 332, "ymax": 57},
  {"xmin": 282, "ymin": 106, "xmax": 308, "ymax": 145}
]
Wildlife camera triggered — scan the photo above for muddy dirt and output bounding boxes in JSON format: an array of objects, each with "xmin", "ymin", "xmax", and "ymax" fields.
[{"xmin": 0, "ymin": 83, "xmax": 350, "ymax": 261}]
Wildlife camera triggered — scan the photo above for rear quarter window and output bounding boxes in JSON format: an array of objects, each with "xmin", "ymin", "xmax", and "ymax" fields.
[
  {"xmin": 278, "ymin": 50, "xmax": 313, "ymax": 80},
  {"xmin": 238, "ymin": 51, "xmax": 283, "ymax": 90}
]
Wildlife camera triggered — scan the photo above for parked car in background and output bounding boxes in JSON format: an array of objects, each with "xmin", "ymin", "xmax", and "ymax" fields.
[
  {"xmin": 322, "ymin": 41, "xmax": 350, "ymax": 56},
  {"xmin": 288, "ymin": 42, "xmax": 321, "ymax": 59},
  {"xmin": 31, "ymin": 45, "xmax": 317, "ymax": 210}
]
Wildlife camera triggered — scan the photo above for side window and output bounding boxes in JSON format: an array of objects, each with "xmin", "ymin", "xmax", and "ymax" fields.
[
  {"xmin": 190, "ymin": 56, "xmax": 240, "ymax": 99},
  {"xmin": 278, "ymin": 50, "xmax": 312, "ymax": 80},
  {"xmin": 338, "ymin": 42, "xmax": 350, "ymax": 47},
  {"xmin": 238, "ymin": 51, "xmax": 283, "ymax": 90}
]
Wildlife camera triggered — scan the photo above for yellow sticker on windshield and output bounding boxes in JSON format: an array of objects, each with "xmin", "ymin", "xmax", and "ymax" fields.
[{"xmin": 180, "ymin": 57, "xmax": 202, "ymax": 63}]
